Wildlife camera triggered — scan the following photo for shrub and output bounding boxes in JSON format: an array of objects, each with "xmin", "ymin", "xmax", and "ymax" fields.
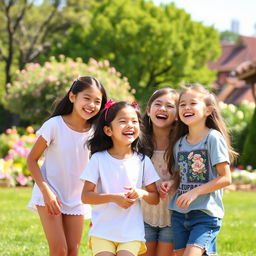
[
  {"xmin": 0, "ymin": 127, "xmax": 38, "ymax": 187},
  {"xmin": 219, "ymin": 101, "xmax": 255, "ymax": 159},
  {"xmin": 240, "ymin": 108, "xmax": 256, "ymax": 168},
  {"xmin": 4, "ymin": 56, "xmax": 135, "ymax": 125}
]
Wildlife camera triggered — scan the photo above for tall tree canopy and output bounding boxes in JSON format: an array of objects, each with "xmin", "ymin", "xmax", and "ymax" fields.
[
  {"xmin": 0, "ymin": 0, "xmax": 90, "ymax": 90},
  {"xmin": 50, "ymin": 0, "xmax": 220, "ymax": 99}
]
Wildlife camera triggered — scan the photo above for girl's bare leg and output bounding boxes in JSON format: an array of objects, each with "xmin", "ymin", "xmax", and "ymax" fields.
[
  {"xmin": 37, "ymin": 206, "xmax": 67, "ymax": 256},
  {"xmin": 62, "ymin": 214, "xmax": 84, "ymax": 256},
  {"xmin": 117, "ymin": 251, "xmax": 134, "ymax": 256},
  {"xmin": 174, "ymin": 249, "xmax": 185, "ymax": 256},
  {"xmin": 156, "ymin": 241, "xmax": 174, "ymax": 256},
  {"xmin": 183, "ymin": 245, "xmax": 204, "ymax": 256},
  {"xmin": 140, "ymin": 241, "xmax": 157, "ymax": 256}
]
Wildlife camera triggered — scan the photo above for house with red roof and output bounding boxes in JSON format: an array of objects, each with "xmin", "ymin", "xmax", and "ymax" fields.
[{"xmin": 208, "ymin": 36, "xmax": 256, "ymax": 104}]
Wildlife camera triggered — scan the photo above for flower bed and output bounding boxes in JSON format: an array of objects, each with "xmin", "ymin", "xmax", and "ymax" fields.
[
  {"xmin": 1, "ymin": 128, "xmax": 256, "ymax": 189},
  {"xmin": 0, "ymin": 127, "xmax": 41, "ymax": 187}
]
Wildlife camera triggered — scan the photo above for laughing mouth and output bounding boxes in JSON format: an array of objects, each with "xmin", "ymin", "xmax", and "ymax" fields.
[
  {"xmin": 123, "ymin": 131, "xmax": 135, "ymax": 136},
  {"xmin": 183, "ymin": 113, "xmax": 194, "ymax": 117},
  {"xmin": 83, "ymin": 108, "xmax": 93, "ymax": 114},
  {"xmin": 156, "ymin": 114, "xmax": 168, "ymax": 120}
]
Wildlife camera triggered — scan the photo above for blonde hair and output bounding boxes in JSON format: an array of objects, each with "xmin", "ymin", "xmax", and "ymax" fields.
[{"xmin": 166, "ymin": 84, "xmax": 238, "ymax": 176}]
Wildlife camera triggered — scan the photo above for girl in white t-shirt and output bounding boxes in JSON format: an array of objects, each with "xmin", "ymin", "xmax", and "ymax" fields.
[
  {"xmin": 139, "ymin": 88, "xmax": 179, "ymax": 256},
  {"xmin": 80, "ymin": 100, "xmax": 160, "ymax": 256},
  {"xmin": 27, "ymin": 76, "xmax": 107, "ymax": 256}
]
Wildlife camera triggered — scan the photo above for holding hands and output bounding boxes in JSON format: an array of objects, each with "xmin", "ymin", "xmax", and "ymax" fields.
[
  {"xmin": 159, "ymin": 180, "xmax": 175, "ymax": 200},
  {"xmin": 114, "ymin": 186, "xmax": 149, "ymax": 209},
  {"xmin": 124, "ymin": 186, "xmax": 148, "ymax": 200},
  {"xmin": 114, "ymin": 192, "xmax": 136, "ymax": 209}
]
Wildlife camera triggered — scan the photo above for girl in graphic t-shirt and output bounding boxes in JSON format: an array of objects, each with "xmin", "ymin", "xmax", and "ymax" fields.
[
  {"xmin": 27, "ymin": 76, "xmax": 107, "ymax": 256},
  {"xmin": 80, "ymin": 100, "xmax": 159, "ymax": 256},
  {"xmin": 161, "ymin": 84, "xmax": 237, "ymax": 256}
]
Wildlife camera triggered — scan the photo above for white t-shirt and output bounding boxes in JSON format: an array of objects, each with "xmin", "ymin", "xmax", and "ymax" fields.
[
  {"xmin": 80, "ymin": 150, "xmax": 159, "ymax": 242},
  {"xmin": 28, "ymin": 116, "xmax": 91, "ymax": 217}
]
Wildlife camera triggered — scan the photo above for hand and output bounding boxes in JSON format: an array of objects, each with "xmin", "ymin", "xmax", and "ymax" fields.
[
  {"xmin": 159, "ymin": 181, "xmax": 173, "ymax": 200},
  {"xmin": 176, "ymin": 190, "xmax": 198, "ymax": 209},
  {"xmin": 42, "ymin": 186, "xmax": 61, "ymax": 215},
  {"xmin": 124, "ymin": 186, "xmax": 147, "ymax": 200},
  {"xmin": 114, "ymin": 193, "xmax": 136, "ymax": 209}
]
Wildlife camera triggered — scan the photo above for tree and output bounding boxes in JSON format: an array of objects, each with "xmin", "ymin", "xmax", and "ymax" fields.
[
  {"xmin": 0, "ymin": 0, "xmax": 91, "ymax": 91},
  {"xmin": 49, "ymin": 0, "xmax": 220, "ymax": 100},
  {"xmin": 240, "ymin": 108, "xmax": 256, "ymax": 168},
  {"xmin": 220, "ymin": 30, "xmax": 239, "ymax": 43}
]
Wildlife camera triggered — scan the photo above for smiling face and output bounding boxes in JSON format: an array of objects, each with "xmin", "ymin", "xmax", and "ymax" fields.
[
  {"xmin": 147, "ymin": 93, "xmax": 177, "ymax": 129},
  {"xmin": 103, "ymin": 106, "xmax": 140, "ymax": 147},
  {"xmin": 69, "ymin": 85, "xmax": 103, "ymax": 121},
  {"xmin": 178, "ymin": 90, "xmax": 212, "ymax": 127}
]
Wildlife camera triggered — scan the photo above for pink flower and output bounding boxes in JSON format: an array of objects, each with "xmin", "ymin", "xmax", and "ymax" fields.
[
  {"xmin": 237, "ymin": 165, "xmax": 244, "ymax": 170},
  {"xmin": 188, "ymin": 152, "xmax": 193, "ymax": 160},
  {"xmin": 16, "ymin": 174, "xmax": 27, "ymax": 186},
  {"xmin": 191, "ymin": 160, "xmax": 205, "ymax": 173},
  {"xmin": 193, "ymin": 154, "xmax": 203, "ymax": 162}
]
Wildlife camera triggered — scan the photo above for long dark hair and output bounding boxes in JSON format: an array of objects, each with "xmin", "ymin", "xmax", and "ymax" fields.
[
  {"xmin": 88, "ymin": 101, "xmax": 144, "ymax": 156},
  {"xmin": 166, "ymin": 84, "xmax": 238, "ymax": 176},
  {"xmin": 49, "ymin": 76, "xmax": 107, "ymax": 125},
  {"xmin": 139, "ymin": 88, "xmax": 179, "ymax": 158}
]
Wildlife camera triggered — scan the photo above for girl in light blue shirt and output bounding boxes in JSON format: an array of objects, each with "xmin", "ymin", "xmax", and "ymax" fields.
[{"xmin": 161, "ymin": 84, "xmax": 237, "ymax": 256}]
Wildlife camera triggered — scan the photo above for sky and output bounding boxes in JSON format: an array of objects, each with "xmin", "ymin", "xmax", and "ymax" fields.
[{"xmin": 153, "ymin": 0, "xmax": 256, "ymax": 36}]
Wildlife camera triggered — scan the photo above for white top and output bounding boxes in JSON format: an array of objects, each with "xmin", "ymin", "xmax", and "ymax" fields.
[
  {"xmin": 80, "ymin": 151, "xmax": 159, "ymax": 242},
  {"xmin": 28, "ymin": 116, "xmax": 92, "ymax": 218},
  {"xmin": 141, "ymin": 150, "xmax": 174, "ymax": 227}
]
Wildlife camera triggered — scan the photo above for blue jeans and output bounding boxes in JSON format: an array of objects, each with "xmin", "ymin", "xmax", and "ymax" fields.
[
  {"xmin": 171, "ymin": 211, "xmax": 222, "ymax": 255},
  {"xmin": 144, "ymin": 222, "xmax": 173, "ymax": 243}
]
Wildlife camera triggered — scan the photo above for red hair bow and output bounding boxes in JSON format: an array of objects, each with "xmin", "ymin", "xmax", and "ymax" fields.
[
  {"xmin": 131, "ymin": 101, "xmax": 140, "ymax": 110},
  {"xmin": 104, "ymin": 99, "xmax": 116, "ymax": 120}
]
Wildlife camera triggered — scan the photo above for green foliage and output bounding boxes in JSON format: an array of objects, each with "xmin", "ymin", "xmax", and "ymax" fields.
[
  {"xmin": 4, "ymin": 56, "xmax": 134, "ymax": 124},
  {"xmin": 219, "ymin": 101, "xmax": 255, "ymax": 158},
  {"xmin": 48, "ymin": 0, "xmax": 220, "ymax": 101},
  {"xmin": 0, "ymin": 0, "xmax": 91, "ymax": 90},
  {"xmin": 240, "ymin": 107, "xmax": 256, "ymax": 168},
  {"xmin": 232, "ymin": 170, "xmax": 256, "ymax": 185},
  {"xmin": 220, "ymin": 30, "xmax": 239, "ymax": 43}
]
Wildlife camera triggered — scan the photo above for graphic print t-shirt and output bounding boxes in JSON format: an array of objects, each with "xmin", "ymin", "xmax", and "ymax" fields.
[{"xmin": 168, "ymin": 129, "xmax": 230, "ymax": 218}]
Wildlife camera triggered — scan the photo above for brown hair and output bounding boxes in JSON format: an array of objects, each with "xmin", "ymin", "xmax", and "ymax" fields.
[{"xmin": 166, "ymin": 84, "xmax": 238, "ymax": 176}]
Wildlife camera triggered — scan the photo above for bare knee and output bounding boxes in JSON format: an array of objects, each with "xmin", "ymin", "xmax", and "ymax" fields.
[
  {"xmin": 67, "ymin": 245, "xmax": 79, "ymax": 256},
  {"xmin": 49, "ymin": 243, "xmax": 68, "ymax": 256}
]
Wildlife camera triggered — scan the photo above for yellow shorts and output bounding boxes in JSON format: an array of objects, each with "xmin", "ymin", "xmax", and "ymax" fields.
[{"xmin": 90, "ymin": 236, "xmax": 147, "ymax": 256}]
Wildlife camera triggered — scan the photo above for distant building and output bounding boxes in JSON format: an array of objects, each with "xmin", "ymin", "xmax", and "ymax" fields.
[
  {"xmin": 231, "ymin": 19, "xmax": 239, "ymax": 34},
  {"xmin": 235, "ymin": 60, "xmax": 256, "ymax": 102},
  {"xmin": 208, "ymin": 36, "xmax": 256, "ymax": 104}
]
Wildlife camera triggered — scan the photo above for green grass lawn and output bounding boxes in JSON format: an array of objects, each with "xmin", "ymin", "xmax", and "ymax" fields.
[
  {"xmin": 0, "ymin": 188, "xmax": 255, "ymax": 256},
  {"xmin": 0, "ymin": 187, "xmax": 91, "ymax": 256}
]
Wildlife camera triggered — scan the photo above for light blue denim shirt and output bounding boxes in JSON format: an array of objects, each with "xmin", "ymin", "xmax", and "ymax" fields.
[{"xmin": 168, "ymin": 129, "xmax": 230, "ymax": 218}]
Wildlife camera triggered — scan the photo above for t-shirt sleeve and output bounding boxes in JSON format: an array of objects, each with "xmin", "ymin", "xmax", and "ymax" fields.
[
  {"xmin": 143, "ymin": 156, "xmax": 160, "ymax": 187},
  {"xmin": 80, "ymin": 154, "xmax": 99, "ymax": 185},
  {"xmin": 209, "ymin": 131, "xmax": 230, "ymax": 166},
  {"xmin": 35, "ymin": 118, "xmax": 56, "ymax": 146}
]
